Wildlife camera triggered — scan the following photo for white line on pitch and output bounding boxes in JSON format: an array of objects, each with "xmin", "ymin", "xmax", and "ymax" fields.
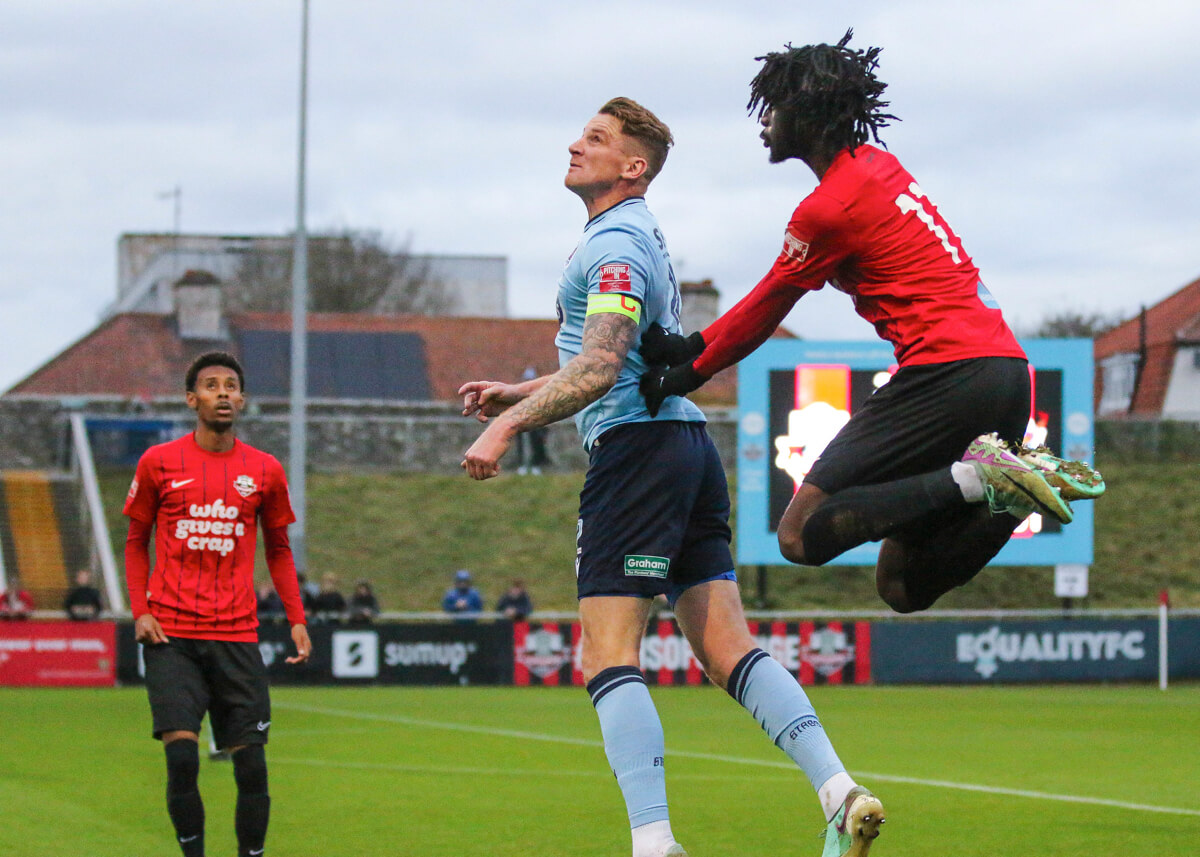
[
  {"xmin": 270, "ymin": 757, "xmax": 787, "ymax": 783},
  {"xmin": 851, "ymin": 771, "xmax": 1200, "ymax": 817},
  {"xmin": 275, "ymin": 701, "xmax": 1200, "ymax": 818}
]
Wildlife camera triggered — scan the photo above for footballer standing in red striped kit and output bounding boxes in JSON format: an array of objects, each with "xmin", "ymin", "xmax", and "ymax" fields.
[{"xmin": 124, "ymin": 351, "xmax": 310, "ymax": 857}]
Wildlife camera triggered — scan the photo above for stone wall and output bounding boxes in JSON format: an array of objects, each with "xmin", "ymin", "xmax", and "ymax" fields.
[
  {"xmin": 1094, "ymin": 417, "xmax": 1200, "ymax": 460},
  {"xmin": 0, "ymin": 394, "xmax": 1189, "ymax": 473},
  {"xmin": 0, "ymin": 395, "xmax": 737, "ymax": 473}
]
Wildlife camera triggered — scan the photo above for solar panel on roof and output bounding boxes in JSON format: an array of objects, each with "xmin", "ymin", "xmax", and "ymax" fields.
[{"xmin": 238, "ymin": 331, "xmax": 431, "ymax": 400}]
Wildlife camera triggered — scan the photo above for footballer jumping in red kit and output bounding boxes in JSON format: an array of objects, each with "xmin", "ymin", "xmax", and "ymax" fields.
[
  {"xmin": 125, "ymin": 351, "xmax": 310, "ymax": 857},
  {"xmin": 691, "ymin": 142, "xmax": 1027, "ymax": 373},
  {"xmin": 640, "ymin": 32, "xmax": 1104, "ymax": 639}
]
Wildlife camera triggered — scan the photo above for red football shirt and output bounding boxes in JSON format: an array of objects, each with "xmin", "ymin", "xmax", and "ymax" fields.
[
  {"xmin": 124, "ymin": 433, "xmax": 305, "ymax": 641},
  {"xmin": 694, "ymin": 145, "xmax": 1026, "ymax": 377}
]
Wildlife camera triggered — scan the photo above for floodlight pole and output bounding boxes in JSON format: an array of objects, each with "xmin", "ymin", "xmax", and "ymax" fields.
[
  {"xmin": 288, "ymin": 0, "xmax": 310, "ymax": 571},
  {"xmin": 156, "ymin": 185, "xmax": 182, "ymax": 279}
]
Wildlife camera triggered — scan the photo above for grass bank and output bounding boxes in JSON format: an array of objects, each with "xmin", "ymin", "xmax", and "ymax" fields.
[{"xmin": 99, "ymin": 456, "xmax": 1197, "ymax": 613}]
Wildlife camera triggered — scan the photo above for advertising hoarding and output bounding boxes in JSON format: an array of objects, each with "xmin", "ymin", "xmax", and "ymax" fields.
[
  {"xmin": 870, "ymin": 617, "xmax": 1200, "ymax": 684},
  {"xmin": 0, "ymin": 621, "xmax": 116, "ymax": 686},
  {"xmin": 512, "ymin": 619, "xmax": 871, "ymax": 686},
  {"xmin": 117, "ymin": 621, "xmax": 514, "ymax": 686},
  {"xmin": 736, "ymin": 339, "xmax": 1096, "ymax": 566}
]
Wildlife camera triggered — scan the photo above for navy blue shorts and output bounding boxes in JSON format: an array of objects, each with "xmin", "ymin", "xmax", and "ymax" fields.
[
  {"xmin": 144, "ymin": 636, "xmax": 271, "ymax": 749},
  {"xmin": 576, "ymin": 421, "xmax": 735, "ymax": 602}
]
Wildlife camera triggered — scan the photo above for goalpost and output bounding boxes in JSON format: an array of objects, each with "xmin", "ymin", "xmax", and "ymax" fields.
[{"xmin": 69, "ymin": 414, "xmax": 125, "ymax": 613}]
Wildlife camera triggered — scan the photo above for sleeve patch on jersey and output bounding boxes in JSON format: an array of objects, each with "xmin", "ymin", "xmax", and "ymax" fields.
[
  {"xmin": 127, "ymin": 477, "xmax": 139, "ymax": 501},
  {"xmin": 783, "ymin": 231, "xmax": 810, "ymax": 263},
  {"xmin": 586, "ymin": 292, "xmax": 642, "ymax": 323},
  {"xmin": 598, "ymin": 263, "xmax": 633, "ymax": 293}
]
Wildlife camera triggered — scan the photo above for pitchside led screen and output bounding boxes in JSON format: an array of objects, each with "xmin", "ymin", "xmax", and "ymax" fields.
[{"xmin": 735, "ymin": 339, "xmax": 1096, "ymax": 566}]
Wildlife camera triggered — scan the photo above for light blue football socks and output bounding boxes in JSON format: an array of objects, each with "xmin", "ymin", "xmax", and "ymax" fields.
[
  {"xmin": 727, "ymin": 648, "xmax": 846, "ymax": 793},
  {"xmin": 588, "ymin": 665, "xmax": 671, "ymax": 828}
]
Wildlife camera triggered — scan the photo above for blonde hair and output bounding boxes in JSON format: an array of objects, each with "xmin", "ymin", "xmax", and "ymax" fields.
[{"xmin": 599, "ymin": 97, "xmax": 674, "ymax": 182}]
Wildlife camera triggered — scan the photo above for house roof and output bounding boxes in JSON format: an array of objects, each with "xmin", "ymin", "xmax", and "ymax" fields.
[
  {"xmin": 1177, "ymin": 314, "xmax": 1200, "ymax": 344},
  {"xmin": 1094, "ymin": 274, "xmax": 1200, "ymax": 415},
  {"xmin": 6, "ymin": 311, "xmax": 755, "ymax": 405}
]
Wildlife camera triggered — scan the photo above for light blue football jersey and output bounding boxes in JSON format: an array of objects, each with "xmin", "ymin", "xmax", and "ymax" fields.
[{"xmin": 553, "ymin": 196, "xmax": 706, "ymax": 450}]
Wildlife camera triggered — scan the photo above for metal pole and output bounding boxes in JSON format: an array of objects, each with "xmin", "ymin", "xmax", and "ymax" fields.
[
  {"xmin": 69, "ymin": 415, "xmax": 124, "ymax": 612},
  {"xmin": 1158, "ymin": 589, "xmax": 1169, "ymax": 691},
  {"xmin": 156, "ymin": 185, "xmax": 182, "ymax": 280},
  {"xmin": 756, "ymin": 565, "xmax": 768, "ymax": 609},
  {"xmin": 288, "ymin": 0, "xmax": 310, "ymax": 571}
]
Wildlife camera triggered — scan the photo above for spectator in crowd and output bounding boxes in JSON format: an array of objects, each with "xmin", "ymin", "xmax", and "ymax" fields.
[
  {"xmin": 516, "ymin": 366, "xmax": 552, "ymax": 475},
  {"xmin": 442, "ymin": 569, "xmax": 483, "ymax": 621},
  {"xmin": 64, "ymin": 568, "xmax": 104, "ymax": 621},
  {"xmin": 256, "ymin": 582, "xmax": 285, "ymax": 624},
  {"xmin": 311, "ymin": 572, "xmax": 347, "ymax": 624},
  {"xmin": 295, "ymin": 572, "xmax": 319, "ymax": 611},
  {"xmin": 0, "ymin": 575, "xmax": 34, "ymax": 620},
  {"xmin": 348, "ymin": 579, "xmax": 380, "ymax": 625},
  {"xmin": 495, "ymin": 579, "xmax": 534, "ymax": 621}
]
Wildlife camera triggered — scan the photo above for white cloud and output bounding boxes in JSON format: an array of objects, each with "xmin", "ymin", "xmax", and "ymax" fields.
[{"xmin": 2, "ymin": 0, "xmax": 1198, "ymax": 389}]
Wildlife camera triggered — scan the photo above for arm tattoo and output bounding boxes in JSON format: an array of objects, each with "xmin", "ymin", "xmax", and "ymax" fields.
[{"xmin": 502, "ymin": 312, "xmax": 638, "ymax": 431}]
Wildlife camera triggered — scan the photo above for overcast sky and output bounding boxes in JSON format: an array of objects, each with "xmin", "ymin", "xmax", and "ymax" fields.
[{"xmin": 3, "ymin": 0, "xmax": 1198, "ymax": 393}]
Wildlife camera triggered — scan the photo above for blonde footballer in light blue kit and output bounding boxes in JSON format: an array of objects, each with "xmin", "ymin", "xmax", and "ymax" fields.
[
  {"xmin": 552, "ymin": 194, "xmax": 703, "ymax": 448},
  {"xmin": 460, "ymin": 97, "xmax": 873, "ymax": 857}
]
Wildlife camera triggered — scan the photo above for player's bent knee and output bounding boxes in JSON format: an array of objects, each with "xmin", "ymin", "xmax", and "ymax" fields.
[
  {"xmin": 777, "ymin": 528, "xmax": 810, "ymax": 565},
  {"xmin": 232, "ymin": 744, "xmax": 268, "ymax": 795},
  {"xmin": 879, "ymin": 587, "xmax": 918, "ymax": 614},
  {"xmin": 875, "ymin": 564, "xmax": 917, "ymax": 613},
  {"xmin": 164, "ymin": 738, "xmax": 200, "ymax": 796}
]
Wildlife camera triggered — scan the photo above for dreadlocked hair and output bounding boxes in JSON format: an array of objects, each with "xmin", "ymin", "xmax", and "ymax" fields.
[{"xmin": 747, "ymin": 28, "xmax": 897, "ymax": 153}]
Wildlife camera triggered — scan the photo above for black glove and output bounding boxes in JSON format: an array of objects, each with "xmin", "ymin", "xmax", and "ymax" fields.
[
  {"xmin": 640, "ymin": 322, "xmax": 705, "ymax": 367},
  {"xmin": 639, "ymin": 363, "xmax": 707, "ymax": 418}
]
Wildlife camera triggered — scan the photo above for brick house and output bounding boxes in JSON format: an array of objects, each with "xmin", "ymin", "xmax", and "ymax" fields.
[
  {"xmin": 1094, "ymin": 274, "xmax": 1200, "ymax": 419},
  {"xmin": 5, "ymin": 272, "xmax": 744, "ymax": 406}
]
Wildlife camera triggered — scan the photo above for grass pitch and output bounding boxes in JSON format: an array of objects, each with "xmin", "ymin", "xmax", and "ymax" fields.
[
  {"xmin": 3, "ymin": 683, "xmax": 1197, "ymax": 856},
  {"xmin": 99, "ymin": 459, "xmax": 1200, "ymax": 614}
]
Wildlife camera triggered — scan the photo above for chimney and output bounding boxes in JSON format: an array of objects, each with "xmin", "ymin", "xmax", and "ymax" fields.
[
  {"xmin": 173, "ymin": 269, "xmax": 225, "ymax": 340},
  {"xmin": 679, "ymin": 279, "xmax": 719, "ymax": 335}
]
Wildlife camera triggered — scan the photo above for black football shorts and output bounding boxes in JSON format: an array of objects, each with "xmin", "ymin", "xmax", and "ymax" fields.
[
  {"xmin": 143, "ymin": 636, "xmax": 271, "ymax": 749},
  {"xmin": 804, "ymin": 356, "xmax": 1031, "ymax": 494}
]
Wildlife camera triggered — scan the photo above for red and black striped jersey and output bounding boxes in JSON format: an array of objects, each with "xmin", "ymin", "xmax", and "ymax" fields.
[
  {"xmin": 124, "ymin": 433, "xmax": 304, "ymax": 641},
  {"xmin": 695, "ymin": 145, "xmax": 1025, "ymax": 377}
]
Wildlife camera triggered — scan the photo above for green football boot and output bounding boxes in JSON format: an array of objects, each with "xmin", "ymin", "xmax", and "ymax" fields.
[
  {"xmin": 820, "ymin": 786, "xmax": 885, "ymax": 857},
  {"xmin": 961, "ymin": 433, "xmax": 1073, "ymax": 524},
  {"xmin": 1013, "ymin": 442, "xmax": 1106, "ymax": 502}
]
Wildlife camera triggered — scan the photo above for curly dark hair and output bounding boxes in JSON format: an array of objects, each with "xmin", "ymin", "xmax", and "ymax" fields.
[
  {"xmin": 747, "ymin": 29, "xmax": 897, "ymax": 154},
  {"xmin": 185, "ymin": 351, "xmax": 245, "ymax": 392}
]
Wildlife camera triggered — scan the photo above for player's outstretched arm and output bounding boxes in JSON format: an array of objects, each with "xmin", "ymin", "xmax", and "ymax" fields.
[
  {"xmin": 459, "ymin": 376, "xmax": 550, "ymax": 423},
  {"xmin": 640, "ymin": 363, "xmax": 709, "ymax": 417},
  {"xmin": 693, "ymin": 273, "xmax": 806, "ymax": 378},
  {"xmin": 462, "ymin": 312, "xmax": 636, "ymax": 480},
  {"xmin": 640, "ymin": 322, "xmax": 705, "ymax": 367}
]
